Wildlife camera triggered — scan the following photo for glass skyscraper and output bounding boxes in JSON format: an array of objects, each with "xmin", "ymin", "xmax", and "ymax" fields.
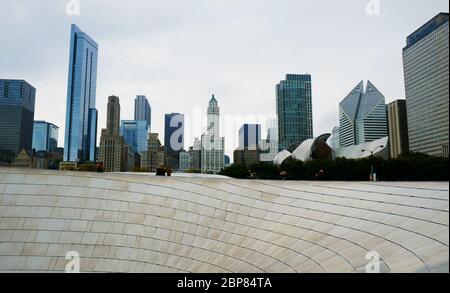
[
  {"xmin": 276, "ymin": 74, "xmax": 313, "ymax": 151},
  {"xmin": 0, "ymin": 79, "xmax": 36, "ymax": 156},
  {"xmin": 403, "ymin": 13, "xmax": 449, "ymax": 158},
  {"xmin": 64, "ymin": 24, "xmax": 98, "ymax": 163},
  {"xmin": 120, "ymin": 120, "xmax": 149, "ymax": 154},
  {"xmin": 32, "ymin": 121, "xmax": 59, "ymax": 153},
  {"xmin": 134, "ymin": 95, "xmax": 151, "ymax": 131},
  {"xmin": 339, "ymin": 81, "xmax": 387, "ymax": 148}
]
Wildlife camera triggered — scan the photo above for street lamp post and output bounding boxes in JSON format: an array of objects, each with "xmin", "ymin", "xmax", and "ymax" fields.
[{"xmin": 362, "ymin": 145, "xmax": 384, "ymax": 182}]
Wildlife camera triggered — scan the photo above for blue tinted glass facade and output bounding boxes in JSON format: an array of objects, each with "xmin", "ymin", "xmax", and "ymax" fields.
[
  {"xmin": 0, "ymin": 79, "xmax": 36, "ymax": 155},
  {"xmin": 32, "ymin": 121, "xmax": 59, "ymax": 153},
  {"xmin": 88, "ymin": 109, "xmax": 98, "ymax": 161},
  {"xmin": 64, "ymin": 24, "xmax": 98, "ymax": 162},
  {"xmin": 165, "ymin": 113, "xmax": 185, "ymax": 153},
  {"xmin": 120, "ymin": 120, "xmax": 148, "ymax": 154},
  {"xmin": 405, "ymin": 13, "xmax": 449, "ymax": 50},
  {"xmin": 134, "ymin": 96, "xmax": 151, "ymax": 130},
  {"xmin": 276, "ymin": 74, "xmax": 313, "ymax": 151},
  {"xmin": 239, "ymin": 124, "xmax": 261, "ymax": 150}
]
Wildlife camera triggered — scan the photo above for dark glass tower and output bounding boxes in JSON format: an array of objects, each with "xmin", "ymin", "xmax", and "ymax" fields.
[
  {"xmin": 164, "ymin": 113, "xmax": 185, "ymax": 170},
  {"xmin": 64, "ymin": 24, "xmax": 98, "ymax": 162},
  {"xmin": 0, "ymin": 79, "xmax": 36, "ymax": 157},
  {"xmin": 164, "ymin": 113, "xmax": 185, "ymax": 153},
  {"xmin": 276, "ymin": 74, "xmax": 313, "ymax": 151}
]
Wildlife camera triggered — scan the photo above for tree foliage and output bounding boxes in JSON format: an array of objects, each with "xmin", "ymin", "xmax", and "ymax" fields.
[{"xmin": 220, "ymin": 153, "xmax": 449, "ymax": 181}]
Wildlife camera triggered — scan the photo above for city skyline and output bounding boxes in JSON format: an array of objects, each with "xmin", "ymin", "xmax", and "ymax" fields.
[
  {"xmin": 0, "ymin": 1, "xmax": 449, "ymax": 278},
  {"xmin": 0, "ymin": 1, "xmax": 448, "ymax": 159}
]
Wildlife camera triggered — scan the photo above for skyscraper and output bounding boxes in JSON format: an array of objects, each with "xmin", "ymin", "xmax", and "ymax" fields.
[
  {"xmin": 164, "ymin": 113, "xmax": 184, "ymax": 170},
  {"xmin": 403, "ymin": 13, "xmax": 449, "ymax": 157},
  {"xmin": 134, "ymin": 95, "xmax": 151, "ymax": 130},
  {"xmin": 339, "ymin": 81, "xmax": 388, "ymax": 148},
  {"xmin": 238, "ymin": 124, "xmax": 261, "ymax": 150},
  {"xmin": 201, "ymin": 95, "xmax": 225, "ymax": 174},
  {"xmin": 64, "ymin": 24, "xmax": 98, "ymax": 163},
  {"xmin": 276, "ymin": 74, "xmax": 313, "ymax": 151},
  {"xmin": 120, "ymin": 120, "xmax": 148, "ymax": 154},
  {"xmin": 0, "ymin": 79, "xmax": 36, "ymax": 156},
  {"xmin": 164, "ymin": 113, "xmax": 185, "ymax": 153},
  {"xmin": 388, "ymin": 100, "xmax": 410, "ymax": 159},
  {"xmin": 99, "ymin": 96, "xmax": 125, "ymax": 172},
  {"xmin": 32, "ymin": 121, "xmax": 59, "ymax": 153}
]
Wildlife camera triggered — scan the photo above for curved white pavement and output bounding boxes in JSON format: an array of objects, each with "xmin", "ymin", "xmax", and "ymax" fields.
[{"xmin": 0, "ymin": 168, "xmax": 448, "ymax": 273}]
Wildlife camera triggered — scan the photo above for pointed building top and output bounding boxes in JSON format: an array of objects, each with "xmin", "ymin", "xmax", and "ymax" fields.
[{"xmin": 209, "ymin": 94, "xmax": 218, "ymax": 107}]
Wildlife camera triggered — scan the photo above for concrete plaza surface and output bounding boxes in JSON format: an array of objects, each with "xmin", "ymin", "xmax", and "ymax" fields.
[{"xmin": 0, "ymin": 168, "xmax": 448, "ymax": 273}]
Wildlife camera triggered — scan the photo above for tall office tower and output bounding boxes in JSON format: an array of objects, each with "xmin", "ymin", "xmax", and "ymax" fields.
[
  {"xmin": 388, "ymin": 100, "xmax": 410, "ymax": 159},
  {"xmin": 238, "ymin": 124, "xmax": 261, "ymax": 150},
  {"xmin": 201, "ymin": 95, "xmax": 225, "ymax": 174},
  {"xmin": 99, "ymin": 96, "xmax": 125, "ymax": 172},
  {"xmin": 64, "ymin": 24, "xmax": 98, "ymax": 163},
  {"xmin": 120, "ymin": 120, "xmax": 148, "ymax": 154},
  {"xmin": 164, "ymin": 113, "xmax": 185, "ymax": 153},
  {"xmin": 164, "ymin": 113, "xmax": 184, "ymax": 170},
  {"xmin": 339, "ymin": 81, "xmax": 388, "ymax": 148},
  {"xmin": 32, "ymin": 121, "xmax": 59, "ymax": 153},
  {"xmin": 276, "ymin": 74, "xmax": 313, "ymax": 151},
  {"xmin": 134, "ymin": 95, "xmax": 151, "ymax": 130},
  {"xmin": 403, "ymin": 13, "xmax": 449, "ymax": 157},
  {"xmin": 0, "ymin": 80, "xmax": 36, "ymax": 156}
]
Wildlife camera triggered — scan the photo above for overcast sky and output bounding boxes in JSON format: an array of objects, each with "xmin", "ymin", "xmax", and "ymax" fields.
[{"xmin": 0, "ymin": 0, "xmax": 448, "ymax": 157}]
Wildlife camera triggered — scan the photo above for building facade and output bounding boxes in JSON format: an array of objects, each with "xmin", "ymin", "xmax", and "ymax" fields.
[
  {"xmin": 277, "ymin": 74, "xmax": 313, "ymax": 151},
  {"xmin": 141, "ymin": 133, "xmax": 166, "ymax": 172},
  {"xmin": 123, "ymin": 145, "xmax": 141, "ymax": 172},
  {"xmin": 259, "ymin": 118, "xmax": 279, "ymax": 162},
  {"xmin": 330, "ymin": 126, "xmax": 340, "ymax": 150},
  {"xmin": 64, "ymin": 24, "xmax": 98, "ymax": 163},
  {"xmin": 120, "ymin": 120, "xmax": 148, "ymax": 154},
  {"xmin": 388, "ymin": 100, "xmax": 409, "ymax": 158},
  {"xmin": 339, "ymin": 81, "xmax": 388, "ymax": 148},
  {"xmin": 179, "ymin": 150, "xmax": 192, "ymax": 172},
  {"xmin": 201, "ymin": 96, "xmax": 225, "ymax": 174},
  {"xmin": 191, "ymin": 138, "xmax": 202, "ymax": 171},
  {"xmin": 134, "ymin": 95, "xmax": 151, "ymax": 130},
  {"xmin": 32, "ymin": 121, "xmax": 59, "ymax": 153},
  {"xmin": 403, "ymin": 13, "xmax": 449, "ymax": 157},
  {"xmin": 99, "ymin": 96, "xmax": 125, "ymax": 172},
  {"xmin": 0, "ymin": 79, "xmax": 36, "ymax": 157},
  {"xmin": 164, "ymin": 113, "xmax": 185, "ymax": 170},
  {"xmin": 234, "ymin": 149, "xmax": 260, "ymax": 166},
  {"xmin": 239, "ymin": 124, "xmax": 261, "ymax": 150}
]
